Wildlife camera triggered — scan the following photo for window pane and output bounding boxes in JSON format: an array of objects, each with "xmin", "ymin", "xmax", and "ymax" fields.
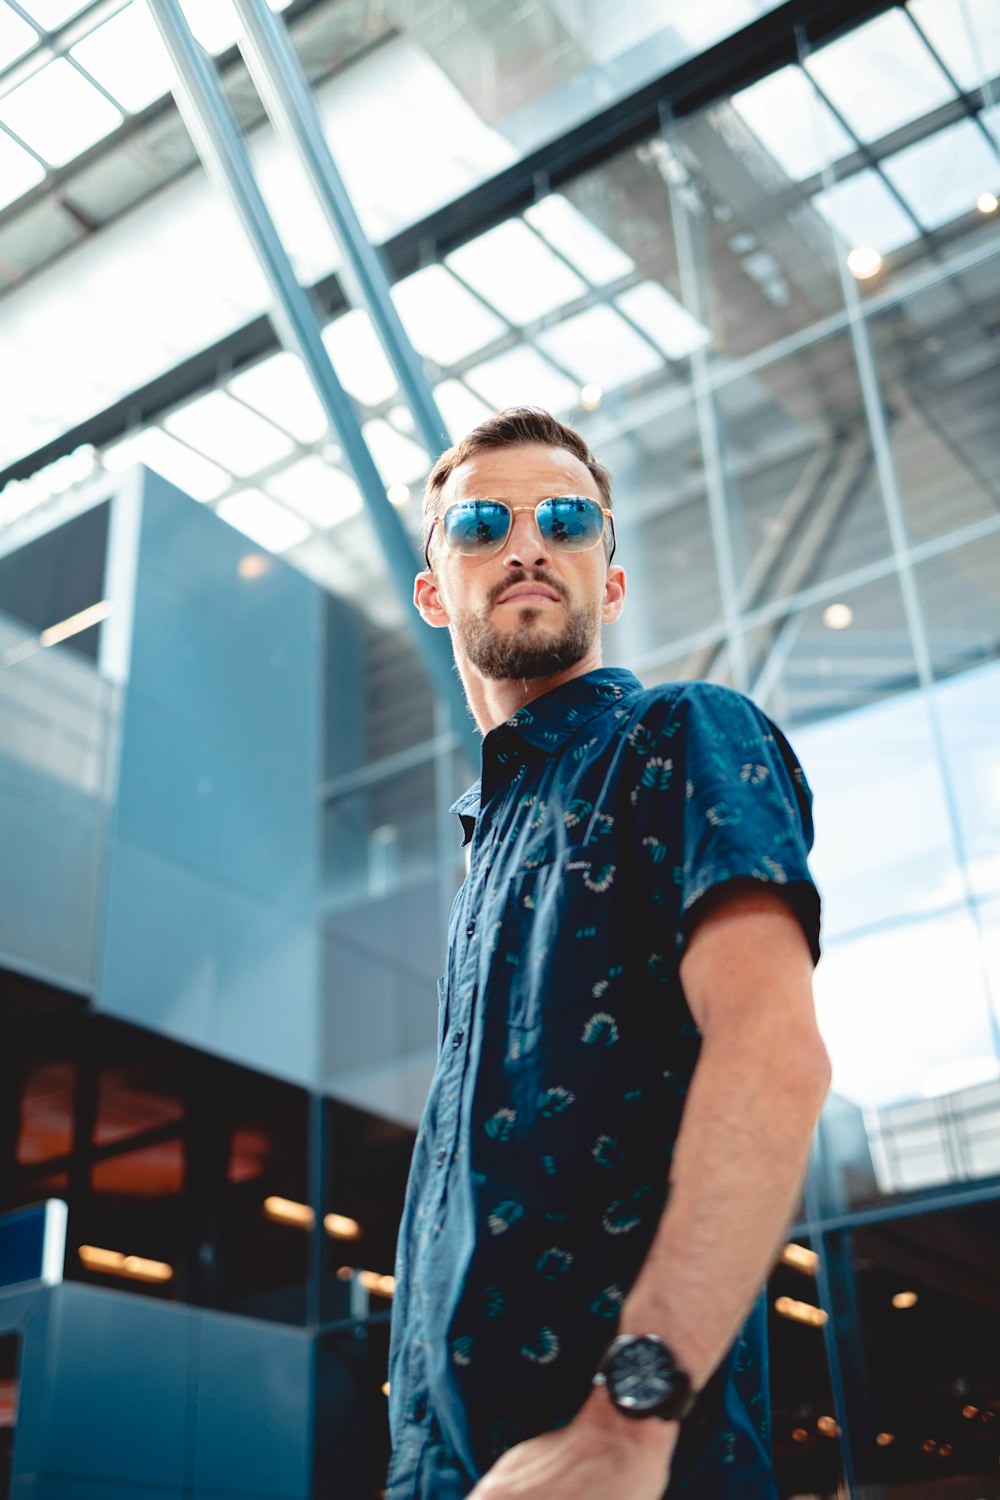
[
  {"xmin": 768, "ymin": 1239, "xmax": 845, "ymax": 1499},
  {"xmin": 914, "ymin": 529, "xmax": 1000, "ymax": 680}
]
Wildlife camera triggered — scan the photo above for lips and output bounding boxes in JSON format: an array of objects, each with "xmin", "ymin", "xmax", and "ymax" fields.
[{"xmin": 496, "ymin": 584, "xmax": 561, "ymax": 606}]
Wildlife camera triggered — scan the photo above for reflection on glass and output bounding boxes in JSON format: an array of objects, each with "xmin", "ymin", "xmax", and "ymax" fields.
[
  {"xmin": 847, "ymin": 1206, "xmax": 1000, "ymax": 1493},
  {"xmin": 934, "ymin": 661, "xmax": 1000, "ymax": 900},
  {"xmin": 803, "ymin": 10, "xmax": 953, "ymax": 144},
  {"xmin": 915, "ymin": 531, "xmax": 1000, "ymax": 678},
  {"xmin": 768, "ymin": 1241, "xmax": 844, "ymax": 1499}
]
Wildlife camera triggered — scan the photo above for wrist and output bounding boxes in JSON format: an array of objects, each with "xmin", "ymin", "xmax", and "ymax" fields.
[{"xmin": 577, "ymin": 1381, "xmax": 680, "ymax": 1457}]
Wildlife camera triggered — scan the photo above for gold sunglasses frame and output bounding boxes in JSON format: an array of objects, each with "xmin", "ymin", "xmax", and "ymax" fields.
[{"xmin": 423, "ymin": 498, "xmax": 616, "ymax": 570}]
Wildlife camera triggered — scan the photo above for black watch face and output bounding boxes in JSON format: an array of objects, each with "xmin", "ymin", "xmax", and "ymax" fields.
[{"xmin": 607, "ymin": 1338, "xmax": 677, "ymax": 1413}]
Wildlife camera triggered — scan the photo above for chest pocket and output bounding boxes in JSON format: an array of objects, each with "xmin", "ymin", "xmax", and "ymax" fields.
[{"xmin": 481, "ymin": 851, "xmax": 615, "ymax": 1065}]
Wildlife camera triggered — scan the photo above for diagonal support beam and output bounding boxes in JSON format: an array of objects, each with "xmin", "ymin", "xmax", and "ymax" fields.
[
  {"xmin": 230, "ymin": 0, "xmax": 451, "ymax": 462},
  {"xmin": 142, "ymin": 0, "xmax": 476, "ymax": 758}
]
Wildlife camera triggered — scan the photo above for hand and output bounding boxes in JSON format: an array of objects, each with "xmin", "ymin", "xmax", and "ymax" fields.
[{"xmin": 468, "ymin": 1388, "xmax": 678, "ymax": 1499}]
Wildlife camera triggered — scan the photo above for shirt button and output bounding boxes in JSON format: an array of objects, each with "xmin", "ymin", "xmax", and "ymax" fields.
[
  {"xmin": 435, "ymin": 1148, "xmax": 447, "ymax": 1167},
  {"xmin": 452, "ymin": 1028, "xmax": 464, "ymax": 1048},
  {"xmin": 466, "ymin": 918, "xmax": 476, "ymax": 937}
]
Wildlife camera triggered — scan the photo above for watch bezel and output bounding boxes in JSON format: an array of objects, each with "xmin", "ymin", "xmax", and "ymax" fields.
[{"xmin": 596, "ymin": 1333, "xmax": 696, "ymax": 1422}]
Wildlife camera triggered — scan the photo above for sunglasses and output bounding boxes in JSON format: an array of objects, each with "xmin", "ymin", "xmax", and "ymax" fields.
[{"xmin": 424, "ymin": 497, "xmax": 616, "ymax": 570}]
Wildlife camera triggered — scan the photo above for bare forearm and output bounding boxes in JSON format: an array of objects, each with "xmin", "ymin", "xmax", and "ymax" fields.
[{"xmin": 620, "ymin": 1030, "xmax": 830, "ymax": 1389}]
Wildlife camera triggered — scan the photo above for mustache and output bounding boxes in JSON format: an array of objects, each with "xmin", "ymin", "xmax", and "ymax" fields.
[{"xmin": 486, "ymin": 569, "xmax": 570, "ymax": 608}]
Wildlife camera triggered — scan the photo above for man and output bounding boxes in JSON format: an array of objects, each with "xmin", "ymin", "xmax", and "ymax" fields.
[{"xmin": 386, "ymin": 407, "xmax": 830, "ymax": 1500}]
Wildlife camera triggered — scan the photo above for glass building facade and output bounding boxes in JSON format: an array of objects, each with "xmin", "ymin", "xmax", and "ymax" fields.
[{"xmin": 1, "ymin": 1, "xmax": 999, "ymax": 1496}]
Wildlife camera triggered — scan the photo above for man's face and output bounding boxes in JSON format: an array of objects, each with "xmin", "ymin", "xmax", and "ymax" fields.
[{"xmin": 415, "ymin": 443, "xmax": 625, "ymax": 680}]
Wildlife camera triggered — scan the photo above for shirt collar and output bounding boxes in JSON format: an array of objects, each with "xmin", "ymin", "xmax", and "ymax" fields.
[{"xmin": 449, "ymin": 668, "xmax": 642, "ymax": 845}]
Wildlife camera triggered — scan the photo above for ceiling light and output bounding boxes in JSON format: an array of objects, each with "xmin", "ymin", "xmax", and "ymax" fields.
[
  {"xmin": 265, "ymin": 456, "xmax": 363, "ymax": 529},
  {"xmin": 892, "ymin": 1290, "xmax": 918, "ymax": 1309},
  {"xmin": 392, "ymin": 264, "xmax": 507, "ymax": 366},
  {"xmin": 781, "ymin": 1242, "xmax": 818, "ymax": 1273},
  {"xmin": 938, "ymin": 1443, "xmax": 953, "ymax": 1457},
  {"xmin": 324, "ymin": 1212, "xmax": 361, "ymax": 1240},
  {"xmin": 580, "ymin": 384, "xmax": 603, "ymax": 410},
  {"xmin": 78, "ymin": 1245, "xmax": 172, "ymax": 1282},
  {"xmin": 816, "ymin": 1416, "xmax": 840, "ymax": 1437},
  {"xmin": 381, "ymin": 1381, "xmax": 391, "ymax": 1396},
  {"xmin": 524, "ymin": 194, "xmax": 635, "ymax": 285},
  {"xmin": 335, "ymin": 1265, "xmax": 354, "ymax": 1281},
  {"xmin": 263, "ymin": 1195, "xmax": 315, "ymax": 1228},
  {"xmin": 922, "ymin": 1438, "xmax": 937, "ymax": 1453},
  {"xmin": 446, "ymin": 219, "xmax": 587, "ymax": 326},
  {"xmin": 357, "ymin": 1270, "xmax": 395, "ymax": 1297},
  {"xmin": 228, "ymin": 351, "xmax": 328, "ymax": 445},
  {"xmin": 847, "ymin": 247, "xmax": 882, "ymax": 280},
  {"xmin": 40, "ymin": 600, "xmax": 113, "ymax": 648},
  {"xmin": 876, "ymin": 1432, "xmax": 895, "ymax": 1446},
  {"xmin": 978, "ymin": 191, "xmax": 999, "ymax": 215},
  {"xmin": 791, "ymin": 1428, "xmax": 809, "ymax": 1443},
  {"xmin": 823, "ymin": 602, "xmax": 854, "ymax": 629},
  {"xmin": 387, "ymin": 483, "xmax": 410, "ymax": 507},
  {"xmin": 774, "ymin": 1295, "xmax": 828, "ymax": 1327},
  {"xmin": 238, "ymin": 555, "xmax": 271, "ymax": 580},
  {"xmin": 962, "ymin": 1405, "xmax": 979, "ymax": 1419}
]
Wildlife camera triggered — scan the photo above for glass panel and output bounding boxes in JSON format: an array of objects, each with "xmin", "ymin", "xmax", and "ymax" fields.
[
  {"xmin": 715, "ymin": 335, "xmax": 893, "ymax": 597},
  {"xmin": 844, "ymin": 1204, "xmax": 1000, "ymax": 1494},
  {"xmin": 803, "ymin": 10, "xmax": 954, "ymax": 144},
  {"xmin": 767, "ymin": 1238, "xmax": 845, "ymax": 1499},
  {"xmin": 0, "ymin": 1332, "xmax": 20, "ymax": 1497},
  {"xmin": 867, "ymin": 271, "xmax": 1000, "ymax": 547},
  {"xmin": 0, "ymin": 58, "xmax": 122, "ymax": 167},
  {"xmin": 15, "ymin": 1057, "xmax": 74, "ymax": 1166},
  {"xmin": 747, "ymin": 571, "xmax": 919, "ymax": 729},
  {"xmin": 792, "ymin": 680, "xmax": 961, "ymax": 941},
  {"xmin": 315, "ymin": 1319, "xmax": 392, "ymax": 1499},
  {"xmin": 324, "ymin": 757, "xmax": 439, "ymax": 911},
  {"xmin": 914, "ymin": 528, "xmax": 1000, "ymax": 680},
  {"xmin": 934, "ymin": 659, "xmax": 1000, "ymax": 900}
]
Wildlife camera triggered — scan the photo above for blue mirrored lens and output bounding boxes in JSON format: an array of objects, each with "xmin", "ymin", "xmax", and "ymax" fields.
[
  {"xmin": 443, "ymin": 501, "xmax": 510, "ymax": 553},
  {"xmin": 538, "ymin": 497, "xmax": 604, "ymax": 548}
]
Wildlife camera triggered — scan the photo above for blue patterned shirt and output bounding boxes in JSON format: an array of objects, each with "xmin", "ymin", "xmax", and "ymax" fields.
[{"xmin": 388, "ymin": 668, "xmax": 821, "ymax": 1497}]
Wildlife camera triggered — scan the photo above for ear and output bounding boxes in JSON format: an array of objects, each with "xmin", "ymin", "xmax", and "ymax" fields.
[
  {"xmin": 601, "ymin": 564, "xmax": 626, "ymax": 624},
  {"xmin": 414, "ymin": 569, "xmax": 452, "ymax": 628}
]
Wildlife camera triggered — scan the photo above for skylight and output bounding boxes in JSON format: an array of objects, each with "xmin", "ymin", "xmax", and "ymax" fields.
[
  {"xmin": 228, "ymin": 351, "xmax": 329, "ymax": 445},
  {"xmin": 730, "ymin": 64, "xmax": 855, "ymax": 181},
  {"xmin": 881, "ymin": 118, "xmax": 1000, "ymax": 231},
  {"xmin": 908, "ymin": 0, "xmax": 1000, "ymax": 94},
  {"xmin": 464, "ymin": 345, "xmax": 580, "ymax": 414},
  {"xmin": 432, "ymin": 380, "xmax": 495, "ymax": 442},
  {"xmin": 0, "ymin": 4, "xmax": 37, "ymax": 70},
  {"xmin": 0, "ymin": 58, "xmax": 122, "ymax": 167},
  {"xmin": 102, "ymin": 428, "xmax": 230, "ymax": 502},
  {"xmin": 361, "ymin": 419, "xmax": 429, "ymax": 487},
  {"xmin": 265, "ymin": 455, "xmax": 365, "ymax": 528},
  {"xmin": 164, "ymin": 390, "xmax": 296, "ymax": 478},
  {"xmin": 615, "ymin": 281, "xmax": 710, "ymax": 361},
  {"xmin": 216, "ymin": 490, "xmax": 311, "ymax": 554},
  {"xmin": 322, "ymin": 309, "xmax": 399, "ymax": 409},
  {"xmin": 524, "ymin": 195, "xmax": 636, "ymax": 285},
  {"xmin": 446, "ymin": 220, "xmax": 588, "ymax": 326},
  {"xmin": 804, "ymin": 10, "xmax": 954, "ymax": 145},
  {"xmin": 536, "ymin": 304, "xmax": 662, "ymax": 388},
  {"xmin": 70, "ymin": 4, "xmax": 174, "ymax": 115},
  {"xmin": 812, "ymin": 169, "xmax": 919, "ymax": 255},
  {"xmin": 0, "ymin": 128, "xmax": 46, "ymax": 212},
  {"xmin": 391, "ymin": 264, "xmax": 507, "ymax": 366}
]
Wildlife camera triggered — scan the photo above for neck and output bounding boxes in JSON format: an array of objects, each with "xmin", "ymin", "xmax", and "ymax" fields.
[{"xmin": 457, "ymin": 642, "xmax": 605, "ymax": 735}]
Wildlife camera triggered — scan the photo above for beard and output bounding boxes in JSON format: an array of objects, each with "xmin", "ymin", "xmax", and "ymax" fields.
[{"xmin": 452, "ymin": 570, "xmax": 600, "ymax": 681}]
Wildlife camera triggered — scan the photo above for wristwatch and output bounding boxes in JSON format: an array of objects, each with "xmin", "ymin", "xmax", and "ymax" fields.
[{"xmin": 593, "ymin": 1334, "xmax": 697, "ymax": 1422}]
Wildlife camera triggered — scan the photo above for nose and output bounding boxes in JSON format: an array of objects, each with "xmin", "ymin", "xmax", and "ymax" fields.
[{"xmin": 501, "ymin": 506, "xmax": 551, "ymax": 569}]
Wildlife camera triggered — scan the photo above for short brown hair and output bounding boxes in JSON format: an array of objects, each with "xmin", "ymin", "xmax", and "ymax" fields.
[{"xmin": 423, "ymin": 406, "xmax": 613, "ymax": 564}]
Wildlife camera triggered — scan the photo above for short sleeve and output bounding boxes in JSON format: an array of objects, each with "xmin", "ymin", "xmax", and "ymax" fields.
[{"xmin": 674, "ymin": 683, "xmax": 822, "ymax": 965}]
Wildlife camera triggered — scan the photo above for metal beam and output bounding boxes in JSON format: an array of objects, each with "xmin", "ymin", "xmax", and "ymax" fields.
[
  {"xmin": 142, "ymin": 0, "xmax": 476, "ymax": 756},
  {"xmin": 231, "ymin": 0, "xmax": 450, "ymax": 460}
]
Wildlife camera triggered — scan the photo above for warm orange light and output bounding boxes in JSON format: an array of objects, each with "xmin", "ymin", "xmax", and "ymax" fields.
[
  {"xmin": 876, "ymin": 1432, "xmax": 895, "ymax": 1447},
  {"xmin": 962, "ymin": 1405, "xmax": 979, "ymax": 1419},
  {"xmin": 324, "ymin": 1212, "xmax": 362, "ymax": 1240},
  {"xmin": 336, "ymin": 1265, "xmax": 354, "ymax": 1281},
  {"xmin": 381, "ymin": 1381, "xmax": 391, "ymax": 1396},
  {"xmin": 938, "ymin": 1443, "xmax": 953, "ymax": 1458},
  {"xmin": 892, "ymin": 1291, "xmax": 918, "ymax": 1309},
  {"xmin": 78, "ymin": 1245, "xmax": 173, "ymax": 1283},
  {"xmin": 977, "ymin": 191, "xmax": 999, "ymax": 215},
  {"xmin": 817, "ymin": 1415, "xmax": 840, "ymax": 1437},
  {"xmin": 239, "ymin": 555, "xmax": 271, "ymax": 580},
  {"xmin": 782, "ymin": 1242, "xmax": 818, "ymax": 1274},
  {"xmin": 264, "ymin": 1195, "xmax": 315, "ymax": 1228},
  {"xmin": 847, "ymin": 246, "xmax": 882, "ymax": 279},
  {"xmin": 358, "ymin": 1270, "xmax": 395, "ymax": 1298},
  {"xmin": 791, "ymin": 1427, "xmax": 809, "ymax": 1443},
  {"xmin": 775, "ymin": 1295, "xmax": 828, "ymax": 1327},
  {"xmin": 922, "ymin": 1438, "xmax": 937, "ymax": 1453}
]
